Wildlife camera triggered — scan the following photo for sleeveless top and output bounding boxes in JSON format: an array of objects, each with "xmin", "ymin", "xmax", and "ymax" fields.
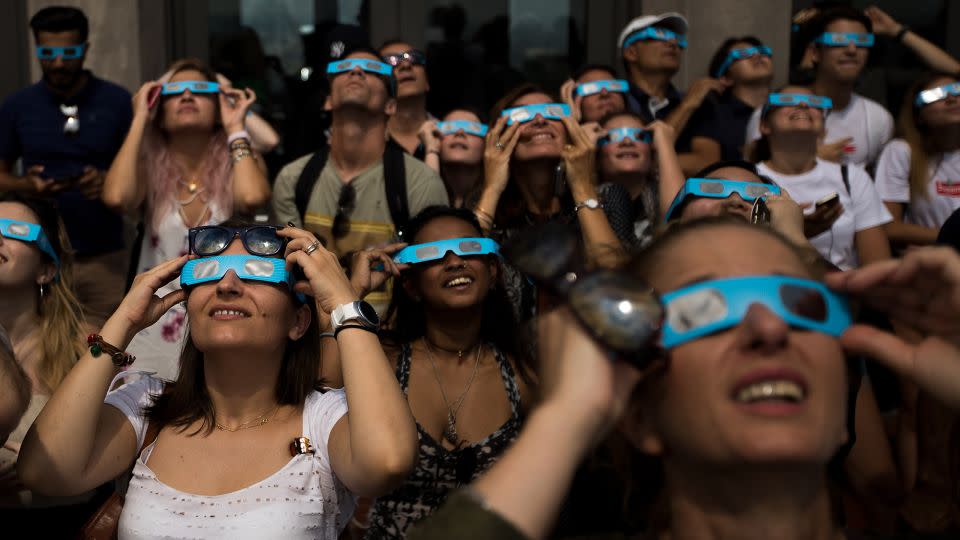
[{"xmin": 364, "ymin": 343, "xmax": 522, "ymax": 539}]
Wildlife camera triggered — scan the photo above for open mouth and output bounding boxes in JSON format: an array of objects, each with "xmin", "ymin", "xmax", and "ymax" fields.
[
  {"xmin": 443, "ymin": 276, "xmax": 475, "ymax": 288},
  {"xmin": 615, "ymin": 150, "xmax": 640, "ymax": 159},
  {"xmin": 449, "ymin": 141, "xmax": 469, "ymax": 150},
  {"xmin": 210, "ymin": 307, "xmax": 251, "ymax": 319},
  {"xmin": 524, "ymin": 132, "xmax": 557, "ymax": 144},
  {"xmin": 735, "ymin": 380, "xmax": 806, "ymax": 403},
  {"xmin": 789, "ymin": 110, "xmax": 812, "ymax": 121}
]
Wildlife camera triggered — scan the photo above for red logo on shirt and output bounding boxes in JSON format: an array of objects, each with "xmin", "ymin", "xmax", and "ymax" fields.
[{"xmin": 936, "ymin": 180, "xmax": 960, "ymax": 197}]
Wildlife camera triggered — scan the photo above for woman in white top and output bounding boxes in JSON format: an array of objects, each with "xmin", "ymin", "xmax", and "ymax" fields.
[
  {"xmin": 18, "ymin": 224, "xmax": 418, "ymax": 539},
  {"xmin": 102, "ymin": 58, "xmax": 271, "ymax": 380},
  {"xmin": 751, "ymin": 86, "xmax": 891, "ymax": 270},
  {"xmin": 875, "ymin": 72, "xmax": 960, "ymax": 248}
]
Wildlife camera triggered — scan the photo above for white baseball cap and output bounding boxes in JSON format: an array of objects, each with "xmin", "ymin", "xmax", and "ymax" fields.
[{"xmin": 618, "ymin": 12, "xmax": 689, "ymax": 49}]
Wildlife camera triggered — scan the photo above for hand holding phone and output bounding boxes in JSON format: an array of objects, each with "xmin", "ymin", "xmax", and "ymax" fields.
[{"xmin": 815, "ymin": 192, "xmax": 840, "ymax": 211}]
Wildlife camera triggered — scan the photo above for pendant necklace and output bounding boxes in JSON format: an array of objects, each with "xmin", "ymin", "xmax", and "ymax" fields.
[{"xmin": 423, "ymin": 338, "xmax": 483, "ymax": 446}]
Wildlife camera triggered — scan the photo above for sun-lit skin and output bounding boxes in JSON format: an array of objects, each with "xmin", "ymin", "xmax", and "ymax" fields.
[
  {"xmin": 328, "ymin": 51, "xmax": 394, "ymax": 113},
  {"xmin": 403, "ymin": 216, "xmax": 497, "ymax": 312},
  {"xmin": 576, "ymin": 69, "xmax": 627, "ymax": 122},
  {"xmin": 812, "ymin": 20, "xmax": 870, "ymax": 84},
  {"xmin": 598, "ymin": 114, "xmax": 652, "ymax": 178},
  {"xmin": 509, "ymin": 92, "xmax": 568, "ymax": 162},
  {"xmin": 635, "ymin": 225, "xmax": 848, "ymax": 465},
  {"xmin": 918, "ymin": 76, "xmax": 960, "ymax": 129},
  {"xmin": 160, "ymin": 69, "xmax": 218, "ymax": 134},
  {"xmin": 35, "ymin": 30, "xmax": 86, "ymax": 92},
  {"xmin": 723, "ymin": 40, "xmax": 774, "ymax": 83},
  {"xmin": 0, "ymin": 203, "xmax": 52, "ymax": 288},
  {"xmin": 761, "ymin": 86, "xmax": 826, "ymax": 141},
  {"xmin": 380, "ymin": 41, "xmax": 429, "ymax": 99},
  {"xmin": 439, "ymin": 109, "xmax": 484, "ymax": 166},
  {"xmin": 679, "ymin": 166, "xmax": 768, "ymax": 222},
  {"xmin": 185, "ymin": 239, "xmax": 308, "ymax": 355}
]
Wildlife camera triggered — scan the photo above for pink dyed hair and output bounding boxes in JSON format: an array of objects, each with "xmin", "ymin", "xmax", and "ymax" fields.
[{"xmin": 140, "ymin": 59, "xmax": 232, "ymax": 231}]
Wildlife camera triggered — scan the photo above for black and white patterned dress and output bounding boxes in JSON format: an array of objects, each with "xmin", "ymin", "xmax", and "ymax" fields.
[{"xmin": 364, "ymin": 342, "xmax": 522, "ymax": 539}]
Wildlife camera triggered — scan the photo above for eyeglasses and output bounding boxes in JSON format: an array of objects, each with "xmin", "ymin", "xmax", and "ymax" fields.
[
  {"xmin": 915, "ymin": 82, "xmax": 960, "ymax": 107},
  {"xmin": 394, "ymin": 238, "xmax": 499, "ymax": 265},
  {"xmin": 501, "ymin": 103, "xmax": 571, "ymax": 126},
  {"xmin": 381, "ymin": 49, "xmax": 427, "ymax": 67},
  {"xmin": 35, "ymin": 44, "xmax": 86, "ymax": 60},
  {"xmin": 60, "ymin": 104, "xmax": 79, "ymax": 135},
  {"xmin": 332, "ymin": 184, "xmax": 356, "ymax": 239},
  {"xmin": 326, "ymin": 59, "xmax": 394, "ymax": 77},
  {"xmin": 622, "ymin": 27, "xmax": 688, "ymax": 49},
  {"xmin": 179, "ymin": 254, "xmax": 306, "ymax": 303},
  {"xmin": 575, "ymin": 79, "xmax": 629, "ymax": 97},
  {"xmin": 0, "ymin": 218, "xmax": 60, "ymax": 275},
  {"xmin": 813, "ymin": 32, "xmax": 874, "ymax": 48},
  {"xmin": 188, "ymin": 225, "xmax": 285, "ymax": 257},
  {"xmin": 767, "ymin": 93, "xmax": 832, "ymax": 109},
  {"xmin": 660, "ymin": 275, "xmax": 851, "ymax": 348},
  {"xmin": 598, "ymin": 127, "xmax": 652, "ymax": 146},
  {"xmin": 436, "ymin": 120, "xmax": 488, "ymax": 138},
  {"xmin": 161, "ymin": 81, "xmax": 221, "ymax": 96},
  {"xmin": 714, "ymin": 45, "xmax": 772, "ymax": 77},
  {"xmin": 502, "ymin": 222, "xmax": 664, "ymax": 363},
  {"xmin": 664, "ymin": 179, "xmax": 781, "ymax": 222}
]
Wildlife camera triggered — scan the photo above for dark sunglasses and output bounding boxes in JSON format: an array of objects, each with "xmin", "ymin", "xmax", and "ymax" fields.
[
  {"xmin": 381, "ymin": 49, "xmax": 427, "ymax": 67},
  {"xmin": 331, "ymin": 184, "xmax": 356, "ymax": 239},
  {"xmin": 502, "ymin": 222, "xmax": 664, "ymax": 364},
  {"xmin": 188, "ymin": 225, "xmax": 285, "ymax": 257}
]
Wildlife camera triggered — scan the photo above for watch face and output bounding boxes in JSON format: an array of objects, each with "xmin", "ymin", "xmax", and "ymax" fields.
[{"xmin": 358, "ymin": 301, "xmax": 381, "ymax": 325}]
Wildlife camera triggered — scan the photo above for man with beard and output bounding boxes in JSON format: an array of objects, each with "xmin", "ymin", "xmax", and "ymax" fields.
[{"xmin": 0, "ymin": 6, "xmax": 132, "ymax": 326}]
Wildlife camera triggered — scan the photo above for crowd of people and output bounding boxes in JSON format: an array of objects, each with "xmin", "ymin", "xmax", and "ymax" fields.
[{"xmin": 1, "ymin": 4, "xmax": 960, "ymax": 539}]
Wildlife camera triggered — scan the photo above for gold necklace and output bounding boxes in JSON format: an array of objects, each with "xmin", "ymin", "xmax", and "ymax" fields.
[{"xmin": 215, "ymin": 405, "xmax": 280, "ymax": 432}]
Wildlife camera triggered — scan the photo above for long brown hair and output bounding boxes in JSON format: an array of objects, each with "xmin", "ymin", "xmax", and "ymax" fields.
[
  {"xmin": 0, "ymin": 194, "xmax": 85, "ymax": 392},
  {"xmin": 897, "ymin": 72, "xmax": 959, "ymax": 201}
]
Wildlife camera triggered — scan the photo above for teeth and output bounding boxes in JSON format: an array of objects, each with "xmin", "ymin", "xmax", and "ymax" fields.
[
  {"xmin": 531, "ymin": 133, "xmax": 554, "ymax": 141},
  {"xmin": 444, "ymin": 276, "xmax": 474, "ymax": 288},
  {"xmin": 213, "ymin": 309, "xmax": 247, "ymax": 317},
  {"xmin": 736, "ymin": 380, "xmax": 804, "ymax": 403}
]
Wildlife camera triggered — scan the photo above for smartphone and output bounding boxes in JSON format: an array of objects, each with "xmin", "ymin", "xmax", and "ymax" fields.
[
  {"xmin": 751, "ymin": 197, "xmax": 770, "ymax": 225},
  {"xmin": 147, "ymin": 85, "xmax": 162, "ymax": 109},
  {"xmin": 815, "ymin": 192, "xmax": 840, "ymax": 210}
]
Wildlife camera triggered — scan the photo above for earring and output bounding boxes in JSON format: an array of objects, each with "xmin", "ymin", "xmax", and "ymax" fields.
[{"xmin": 39, "ymin": 282, "xmax": 45, "ymax": 300}]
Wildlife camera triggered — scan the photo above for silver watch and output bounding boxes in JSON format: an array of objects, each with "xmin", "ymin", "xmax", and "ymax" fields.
[
  {"xmin": 331, "ymin": 301, "xmax": 381, "ymax": 331},
  {"xmin": 573, "ymin": 198, "xmax": 603, "ymax": 213}
]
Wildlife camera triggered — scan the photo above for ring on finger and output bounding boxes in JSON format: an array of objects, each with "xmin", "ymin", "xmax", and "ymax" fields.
[
  {"xmin": 303, "ymin": 241, "xmax": 322, "ymax": 256},
  {"xmin": 495, "ymin": 140, "xmax": 505, "ymax": 150}
]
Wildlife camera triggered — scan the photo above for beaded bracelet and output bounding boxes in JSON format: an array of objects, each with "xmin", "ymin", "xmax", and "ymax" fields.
[{"xmin": 87, "ymin": 334, "xmax": 136, "ymax": 367}]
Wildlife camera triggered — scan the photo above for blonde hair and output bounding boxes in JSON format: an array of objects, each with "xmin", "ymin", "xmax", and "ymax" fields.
[{"xmin": 897, "ymin": 72, "xmax": 958, "ymax": 201}]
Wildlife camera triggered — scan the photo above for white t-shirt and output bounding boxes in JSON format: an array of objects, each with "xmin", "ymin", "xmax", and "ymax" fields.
[
  {"xmin": 746, "ymin": 93, "xmax": 894, "ymax": 166},
  {"xmin": 757, "ymin": 159, "xmax": 892, "ymax": 270},
  {"xmin": 875, "ymin": 138, "xmax": 960, "ymax": 229},
  {"xmin": 105, "ymin": 375, "xmax": 355, "ymax": 540}
]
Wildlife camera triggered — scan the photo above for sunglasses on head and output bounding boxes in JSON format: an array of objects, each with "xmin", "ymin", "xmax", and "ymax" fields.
[
  {"xmin": 0, "ymin": 218, "xmax": 60, "ymax": 276},
  {"xmin": 188, "ymin": 225, "xmax": 285, "ymax": 257},
  {"xmin": 715, "ymin": 45, "xmax": 772, "ymax": 77},
  {"xmin": 622, "ymin": 27, "xmax": 688, "ymax": 49},
  {"xmin": 437, "ymin": 120, "xmax": 488, "ymax": 138},
  {"xmin": 664, "ymin": 179, "xmax": 781, "ymax": 222},
  {"xmin": 326, "ymin": 59, "xmax": 394, "ymax": 77},
  {"xmin": 660, "ymin": 275, "xmax": 851, "ymax": 348},
  {"xmin": 503, "ymin": 222, "xmax": 664, "ymax": 363},
  {"xmin": 575, "ymin": 79, "xmax": 629, "ymax": 97},
  {"xmin": 381, "ymin": 49, "xmax": 427, "ymax": 67},
  {"xmin": 599, "ymin": 127, "xmax": 651, "ymax": 146},
  {"xmin": 915, "ymin": 82, "xmax": 960, "ymax": 107},
  {"xmin": 813, "ymin": 32, "xmax": 874, "ymax": 48},
  {"xmin": 161, "ymin": 81, "xmax": 221, "ymax": 96},
  {"xmin": 35, "ymin": 44, "xmax": 85, "ymax": 60},
  {"xmin": 393, "ymin": 238, "xmax": 499, "ymax": 265},
  {"xmin": 501, "ymin": 103, "xmax": 571, "ymax": 126}
]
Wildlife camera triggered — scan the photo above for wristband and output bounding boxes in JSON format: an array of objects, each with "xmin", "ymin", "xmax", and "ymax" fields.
[
  {"xmin": 334, "ymin": 324, "xmax": 379, "ymax": 338},
  {"xmin": 87, "ymin": 333, "xmax": 136, "ymax": 367},
  {"xmin": 227, "ymin": 130, "xmax": 251, "ymax": 145},
  {"xmin": 320, "ymin": 332, "xmax": 336, "ymax": 340},
  {"xmin": 895, "ymin": 25, "xmax": 909, "ymax": 42}
]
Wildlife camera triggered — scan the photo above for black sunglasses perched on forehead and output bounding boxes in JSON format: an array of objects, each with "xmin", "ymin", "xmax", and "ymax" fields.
[
  {"xmin": 381, "ymin": 49, "xmax": 427, "ymax": 67},
  {"xmin": 188, "ymin": 225, "xmax": 286, "ymax": 257}
]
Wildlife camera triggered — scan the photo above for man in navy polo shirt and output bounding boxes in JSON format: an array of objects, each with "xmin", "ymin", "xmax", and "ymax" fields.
[{"xmin": 0, "ymin": 6, "xmax": 131, "ymax": 326}]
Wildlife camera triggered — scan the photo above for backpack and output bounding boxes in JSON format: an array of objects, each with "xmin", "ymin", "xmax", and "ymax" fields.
[{"xmin": 293, "ymin": 139, "xmax": 410, "ymax": 237}]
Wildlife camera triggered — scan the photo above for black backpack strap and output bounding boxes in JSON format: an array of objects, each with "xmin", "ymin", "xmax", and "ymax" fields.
[
  {"xmin": 294, "ymin": 146, "xmax": 330, "ymax": 221},
  {"xmin": 840, "ymin": 164, "xmax": 851, "ymax": 196},
  {"xmin": 383, "ymin": 139, "xmax": 410, "ymax": 236}
]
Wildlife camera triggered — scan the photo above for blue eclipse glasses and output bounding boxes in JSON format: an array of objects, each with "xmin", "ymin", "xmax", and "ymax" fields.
[
  {"xmin": 575, "ymin": 79, "xmax": 629, "ymax": 97},
  {"xmin": 664, "ymin": 179, "xmax": 781, "ymax": 222},
  {"xmin": 161, "ymin": 81, "xmax": 221, "ymax": 96},
  {"xmin": 660, "ymin": 275, "xmax": 852, "ymax": 349},
  {"xmin": 598, "ymin": 127, "xmax": 652, "ymax": 146},
  {"xmin": 813, "ymin": 32, "xmax": 874, "ymax": 48},
  {"xmin": 326, "ymin": 59, "xmax": 394, "ymax": 78},
  {"xmin": 0, "ymin": 218, "xmax": 60, "ymax": 275},
  {"xmin": 622, "ymin": 27, "xmax": 688, "ymax": 49},
  {"xmin": 393, "ymin": 237, "xmax": 499, "ymax": 265},
  {"xmin": 180, "ymin": 254, "xmax": 306, "ymax": 303},
  {"xmin": 915, "ymin": 82, "xmax": 960, "ymax": 107},
  {"xmin": 35, "ymin": 44, "xmax": 86, "ymax": 60},
  {"xmin": 762, "ymin": 93, "xmax": 833, "ymax": 118},
  {"xmin": 715, "ymin": 45, "xmax": 772, "ymax": 77},
  {"xmin": 437, "ymin": 120, "xmax": 488, "ymax": 138},
  {"xmin": 501, "ymin": 103, "xmax": 571, "ymax": 126}
]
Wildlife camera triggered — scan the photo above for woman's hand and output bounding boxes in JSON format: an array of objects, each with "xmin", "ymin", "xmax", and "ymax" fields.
[
  {"xmin": 418, "ymin": 120, "xmax": 441, "ymax": 155},
  {"xmin": 559, "ymin": 79, "xmax": 582, "ymax": 122},
  {"xmin": 131, "ymin": 81, "xmax": 162, "ymax": 119},
  {"xmin": 765, "ymin": 190, "xmax": 806, "ymax": 245},
  {"xmin": 350, "ymin": 243, "xmax": 409, "ymax": 299},
  {"xmin": 219, "ymin": 86, "xmax": 257, "ymax": 135},
  {"xmin": 826, "ymin": 246, "xmax": 960, "ymax": 411},
  {"xmin": 482, "ymin": 115, "xmax": 521, "ymax": 198},
  {"xmin": 279, "ymin": 228, "xmax": 358, "ymax": 314},
  {"xmin": 560, "ymin": 116, "xmax": 597, "ymax": 198},
  {"xmin": 865, "ymin": 5, "xmax": 901, "ymax": 37},
  {"xmin": 113, "ymin": 255, "xmax": 190, "ymax": 339},
  {"xmin": 647, "ymin": 120, "xmax": 676, "ymax": 149}
]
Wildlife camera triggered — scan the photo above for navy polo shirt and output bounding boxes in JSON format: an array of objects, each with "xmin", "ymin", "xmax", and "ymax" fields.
[
  {"xmin": 0, "ymin": 72, "xmax": 132, "ymax": 256},
  {"xmin": 697, "ymin": 92, "xmax": 757, "ymax": 162}
]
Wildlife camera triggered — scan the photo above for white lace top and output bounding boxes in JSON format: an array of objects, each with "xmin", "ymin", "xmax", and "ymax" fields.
[{"xmin": 104, "ymin": 375, "xmax": 356, "ymax": 539}]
